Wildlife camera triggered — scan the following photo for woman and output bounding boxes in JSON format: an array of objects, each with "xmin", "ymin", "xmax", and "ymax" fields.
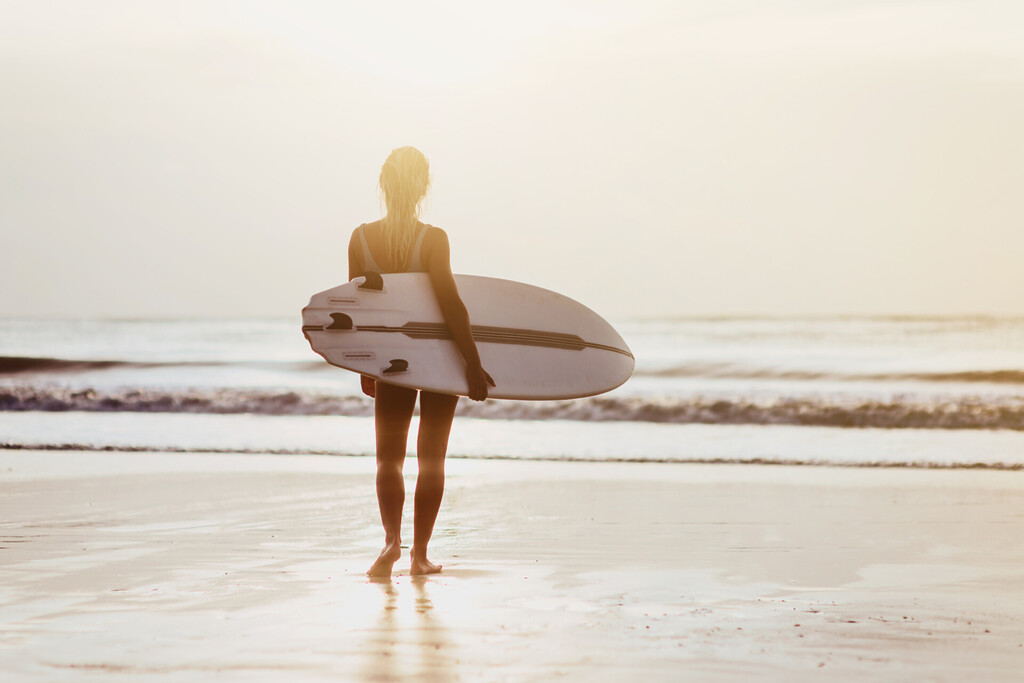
[{"xmin": 349, "ymin": 147, "xmax": 494, "ymax": 578}]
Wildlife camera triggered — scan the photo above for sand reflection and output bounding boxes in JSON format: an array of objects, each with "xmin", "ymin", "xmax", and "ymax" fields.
[{"xmin": 360, "ymin": 576, "xmax": 454, "ymax": 680}]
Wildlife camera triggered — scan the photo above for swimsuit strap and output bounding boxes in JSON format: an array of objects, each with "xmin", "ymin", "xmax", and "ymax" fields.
[
  {"xmin": 358, "ymin": 224, "xmax": 382, "ymax": 273},
  {"xmin": 407, "ymin": 225, "xmax": 430, "ymax": 273}
]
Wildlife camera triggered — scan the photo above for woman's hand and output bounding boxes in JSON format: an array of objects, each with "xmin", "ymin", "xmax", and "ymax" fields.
[
  {"xmin": 466, "ymin": 363, "xmax": 495, "ymax": 401},
  {"xmin": 360, "ymin": 375, "xmax": 376, "ymax": 399}
]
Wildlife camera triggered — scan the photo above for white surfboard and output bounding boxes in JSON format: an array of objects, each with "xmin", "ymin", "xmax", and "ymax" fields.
[{"xmin": 302, "ymin": 273, "xmax": 633, "ymax": 400}]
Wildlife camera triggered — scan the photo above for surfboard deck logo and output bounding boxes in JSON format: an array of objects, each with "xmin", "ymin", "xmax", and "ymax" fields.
[{"xmin": 302, "ymin": 274, "xmax": 633, "ymax": 400}]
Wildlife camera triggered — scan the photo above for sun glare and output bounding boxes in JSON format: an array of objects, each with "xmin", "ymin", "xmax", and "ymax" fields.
[{"xmin": 240, "ymin": 1, "xmax": 604, "ymax": 87}]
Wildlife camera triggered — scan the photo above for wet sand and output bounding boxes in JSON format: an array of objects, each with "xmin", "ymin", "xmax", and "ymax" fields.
[{"xmin": 1, "ymin": 450, "xmax": 1022, "ymax": 681}]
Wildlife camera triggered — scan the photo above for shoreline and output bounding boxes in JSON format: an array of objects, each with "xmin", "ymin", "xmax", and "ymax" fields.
[
  {"xmin": 2, "ymin": 450, "xmax": 1023, "ymax": 680},
  {"xmin": 6, "ymin": 441, "xmax": 1024, "ymax": 471},
  {"xmin": 5, "ymin": 411, "xmax": 1024, "ymax": 470}
]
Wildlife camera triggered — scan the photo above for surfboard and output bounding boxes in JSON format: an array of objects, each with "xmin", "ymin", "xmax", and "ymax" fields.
[{"xmin": 301, "ymin": 273, "xmax": 633, "ymax": 400}]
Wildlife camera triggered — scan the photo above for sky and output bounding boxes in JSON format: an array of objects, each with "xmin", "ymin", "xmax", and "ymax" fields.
[{"xmin": 1, "ymin": 0, "xmax": 1022, "ymax": 319}]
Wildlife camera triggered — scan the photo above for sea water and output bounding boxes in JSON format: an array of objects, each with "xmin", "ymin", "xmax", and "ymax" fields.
[{"xmin": 2, "ymin": 316, "xmax": 1023, "ymax": 468}]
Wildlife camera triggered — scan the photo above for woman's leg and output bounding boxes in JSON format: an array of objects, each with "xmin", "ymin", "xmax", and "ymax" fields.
[
  {"xmin": 411, "ymin": 390, "xmax": 458, "ymax": 575},
  {"xmin": 367, "ymin": 381, "xmax": 418, "ymax": 577}
]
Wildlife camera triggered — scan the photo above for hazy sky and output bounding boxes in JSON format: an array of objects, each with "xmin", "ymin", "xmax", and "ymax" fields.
[{"xmin": 2, "ymin": 0, "xmax": 1022, "ymax": 318}]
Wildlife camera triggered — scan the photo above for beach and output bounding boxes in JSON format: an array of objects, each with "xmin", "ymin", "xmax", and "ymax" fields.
[
  {"xmin": 5, "ymin": 0, "xmax": 1024, "ymax": 678},
  {"xmin": 2, "ymin": 449, "xmax": 1022, "ymax": 681}
]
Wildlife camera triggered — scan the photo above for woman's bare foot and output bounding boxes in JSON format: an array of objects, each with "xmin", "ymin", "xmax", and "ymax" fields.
[
  {"xmin": 367, "ymin": 541, "xmax": 402, "ymax": 577},
  {"xmin": 410, "ymin": 548, "xmax": 442, "ymax": 575}
]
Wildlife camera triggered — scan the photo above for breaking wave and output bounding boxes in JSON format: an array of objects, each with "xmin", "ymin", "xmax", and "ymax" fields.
[
  {"xmin": 0, "ymin": 356, "xmax": 133, "ymax": 374},
  {"xmin": 0, "ymin": 385, "xmax": 373, "ymax": 417},
  {"xmin": 2, "ymin": 385, "xmax": 1022, "ymax": 431},
  {"xmin": 8, "ymin": 355, "xmax": 1024, "ymax": 387},
  {"xmin": 0, "ymin": 355, "xmax": 326, "ymax": 375}
]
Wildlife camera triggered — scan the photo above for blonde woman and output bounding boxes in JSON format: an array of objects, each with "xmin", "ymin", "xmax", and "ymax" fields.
[{"xmin": 349, "ymin": 147, "xmax": 494, "ymax": 577}]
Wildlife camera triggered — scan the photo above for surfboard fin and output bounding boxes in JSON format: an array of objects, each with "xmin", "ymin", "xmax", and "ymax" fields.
[
  {"xmin": 326, "ymin": 313, "xmax": 353, "ymax": 330},
  {"xmin": 382, "ymin": 359, "xmax": 409, "ymax": 375},
  {"xmin": 358, "ymin": 272, "xmax": 384, "ymax": 291}
]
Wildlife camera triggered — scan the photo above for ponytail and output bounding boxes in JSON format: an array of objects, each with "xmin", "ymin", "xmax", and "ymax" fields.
[{"xmin": 378, "ymin": 146, "xmax": 431, "ymax": 267}]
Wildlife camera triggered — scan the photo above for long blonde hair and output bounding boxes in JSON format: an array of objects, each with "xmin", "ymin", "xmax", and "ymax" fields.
[{"xmin": 378, "ymin": 146, "xmax": 431, "ymax": 267}]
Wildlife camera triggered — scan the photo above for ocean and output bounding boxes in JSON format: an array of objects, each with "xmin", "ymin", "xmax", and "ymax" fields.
[{"xmin": 2, "ymin": 316, "xmax": 1023, "ymax": 469}]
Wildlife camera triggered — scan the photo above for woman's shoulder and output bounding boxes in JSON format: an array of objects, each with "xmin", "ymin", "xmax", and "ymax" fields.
[
  {"xmin": 348, "ymin": 220, "xmax": 379, "ymax": 242},
  {"xmin": 351, "ymin": 220, "xmax": 381, "ymax": 233},
  {"xmin": 418, "ymin": 224, "xmax": 450, "ymax": 269},
  {"xmin": 422, "ymin": 223, "xmax": 448, "ymax": 241}
]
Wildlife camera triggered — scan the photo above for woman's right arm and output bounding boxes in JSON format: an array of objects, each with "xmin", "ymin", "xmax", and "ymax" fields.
[{"xmin": 425, "ymin": 228, "xmax": 494, "ymax": 401}]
